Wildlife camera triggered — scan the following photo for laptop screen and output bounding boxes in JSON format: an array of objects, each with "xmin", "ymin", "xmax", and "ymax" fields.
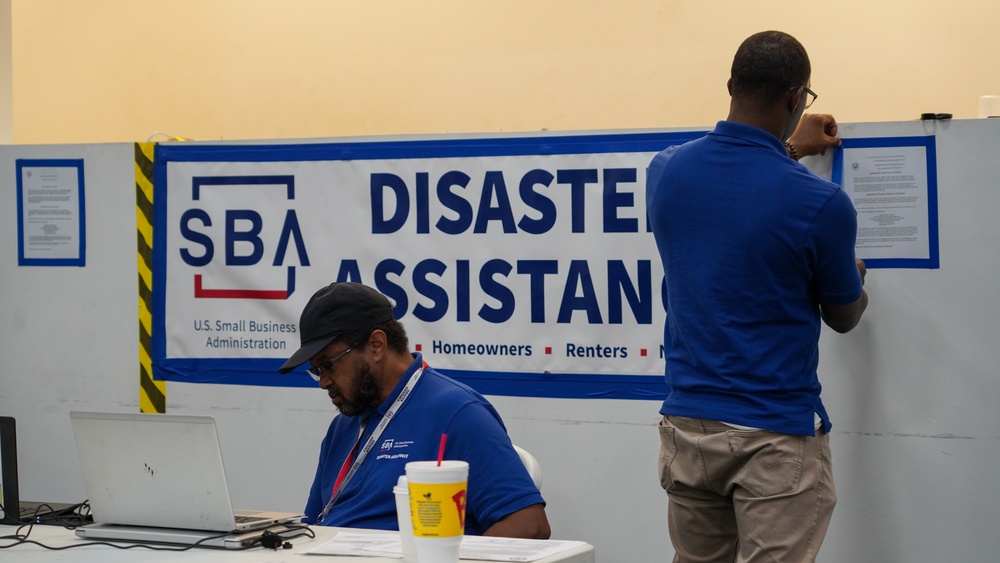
[
  {"xmin": 0, "ymin": 416, "xmax": 19, "ymax": 524},
  {"xmin": 69, "ymin": 411, "xmax": 242, "ymax": 531}
]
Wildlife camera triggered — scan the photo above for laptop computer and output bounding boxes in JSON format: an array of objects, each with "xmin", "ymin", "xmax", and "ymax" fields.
[
  {"xmin": 1, "ymin": 416, "xmax": 94, "ymax": 526},
  {"xmin": 70, "ymin": 411, "xmax": 303, "ymax": 548},
  {"xmin": 0, "ymin": 416, "xmax": 18, "ymax": 524}
]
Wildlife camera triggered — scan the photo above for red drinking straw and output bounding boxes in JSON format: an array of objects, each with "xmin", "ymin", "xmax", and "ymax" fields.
[{"xmin": 437, "ymin": 433, "xmax": 447, "ymax": 466}]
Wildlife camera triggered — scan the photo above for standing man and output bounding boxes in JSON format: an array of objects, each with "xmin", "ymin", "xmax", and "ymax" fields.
[
  {"xmin": 646, "ymin": 31, "xmax": 868, "ymax": 562},
  {"xmin": 279, "ymin": 282, "xmax": 550, "ymax": 538}
]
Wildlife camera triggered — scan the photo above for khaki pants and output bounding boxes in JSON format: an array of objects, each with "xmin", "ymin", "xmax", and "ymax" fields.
[{"xmin": 658, "ymin": 415, "xmax": 836, "ymax": 563}]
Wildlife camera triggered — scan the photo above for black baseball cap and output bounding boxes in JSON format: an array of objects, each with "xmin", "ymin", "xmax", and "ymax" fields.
[{"xmin": 278, "ymin": 282, "xmax": 395, "ymax": 374}]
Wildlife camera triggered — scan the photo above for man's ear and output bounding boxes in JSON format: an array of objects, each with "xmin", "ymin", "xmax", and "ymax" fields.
[
  {"xmin": 367, "ymin": 329, "xmax": 387, "ymax": 361},
  {"xmin": 787, "ymin": 87, "xmax": 803, "ymax": 114},
  {"xmin": 726, "ymin": 78, "xmax": 733, "ymax": 96}
]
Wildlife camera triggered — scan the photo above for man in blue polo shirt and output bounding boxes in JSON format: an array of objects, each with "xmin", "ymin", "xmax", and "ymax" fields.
[
  {"xmin": 279, "ymin": 282, "xmax": 549, "ymax": 538},
  {"xmin": 646, "ymin": 31, "xmax": 869, "ymax": 561}
]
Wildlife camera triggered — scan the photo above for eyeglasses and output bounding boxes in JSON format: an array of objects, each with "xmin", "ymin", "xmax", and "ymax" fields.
[
  {"xmin": 306, "ymin": 345, "xmax": 356, "ymax": 381},
  {"xmin": 792, "ymin": 85, "xmax": 818, "ymax": 109}
]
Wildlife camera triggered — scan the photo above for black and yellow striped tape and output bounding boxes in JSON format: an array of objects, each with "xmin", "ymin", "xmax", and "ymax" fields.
[{"xmin": 135, "ymin": 142, "xmax": 166, "ymax": 413}]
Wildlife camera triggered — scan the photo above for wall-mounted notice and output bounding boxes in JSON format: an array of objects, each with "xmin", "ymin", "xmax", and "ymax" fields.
[
  {"xmin": 832, "ymin": 137, "xmax": 939, "ymax": 268},
  {"xmin": 16, "ymin": 159, "xmax": 86, "ymax": 266}
]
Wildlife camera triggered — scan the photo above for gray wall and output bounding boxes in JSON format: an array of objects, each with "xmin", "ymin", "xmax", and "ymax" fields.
[{"xmin": 2, "ymin": 120, "xmax": 999, "ymax": 561}]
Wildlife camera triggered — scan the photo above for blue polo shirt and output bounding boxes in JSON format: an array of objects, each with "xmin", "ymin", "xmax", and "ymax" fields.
[
  {"xmin": 303, "ymin": 353, "xmax": 544, "ymax": 534},
  {"xmin": 646, "ymin": 121, "xmax": 863, "ymax": 436}
]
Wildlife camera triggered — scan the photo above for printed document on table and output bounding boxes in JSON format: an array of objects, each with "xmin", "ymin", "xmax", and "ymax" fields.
[
  {"xmin": 833, "ymin": 137, "xmax": 939, "ymax": 268},
  {"xmin": 304, "ymin": 531, "xmax": 588, "ymax": 561}
]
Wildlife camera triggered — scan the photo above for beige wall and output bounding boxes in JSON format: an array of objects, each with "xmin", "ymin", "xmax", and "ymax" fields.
[
  {"xmin": 10, "ymin": 0, "xmax": 1000, "ymax": 144},
  {"xmin": 1, "ymin": 0, "xmax": 12, "ymax": 143}
]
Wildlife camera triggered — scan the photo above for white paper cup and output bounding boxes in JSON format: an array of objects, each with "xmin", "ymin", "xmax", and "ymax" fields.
[
  {"xmin": 394, "ymin": 475, "xmax": 418, "ymax": 563},
  {"xmin": 405, "ymin": 460, "xmax": 469, "ymax": 563}
]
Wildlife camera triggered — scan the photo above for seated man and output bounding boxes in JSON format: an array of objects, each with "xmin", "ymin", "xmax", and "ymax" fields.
[{"xmin": 279, "ymin": 282, "xmax": 550, "ymax": 538}]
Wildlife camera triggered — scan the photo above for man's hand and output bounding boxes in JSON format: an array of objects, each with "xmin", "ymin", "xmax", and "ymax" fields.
[{"xmin": 787, "ymin": 113, "xmax": 842, "ymax": 158}]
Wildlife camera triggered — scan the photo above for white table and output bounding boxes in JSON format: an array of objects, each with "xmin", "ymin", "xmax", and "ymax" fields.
[{"xmin": 0, "ymin": 524, "xmax": 596, "ymax": 562}]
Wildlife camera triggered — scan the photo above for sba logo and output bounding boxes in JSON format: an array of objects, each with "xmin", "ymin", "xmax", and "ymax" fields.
[{"xmin": 178, "ymin": 175, "xmax": 310, "ymax": 299}]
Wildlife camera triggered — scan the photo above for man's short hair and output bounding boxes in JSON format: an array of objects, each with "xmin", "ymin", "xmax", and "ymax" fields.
[
  {"xmin": 730, "ymin": 31, "xmax": 811, "ymax": 106},
  {"xmin": 337, "ymin": 318, "xmax": 410, "ymax": 356}
]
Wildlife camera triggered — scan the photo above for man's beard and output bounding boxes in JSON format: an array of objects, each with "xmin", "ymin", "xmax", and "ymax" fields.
[{"xmin": 336, "ymin": 361, "xmax": 381, "ymax": 417}]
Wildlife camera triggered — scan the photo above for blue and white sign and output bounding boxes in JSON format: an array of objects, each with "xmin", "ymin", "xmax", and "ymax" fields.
[{"xmin": 152, "ymin": 132, "xmax": 705, "ymax": 398}]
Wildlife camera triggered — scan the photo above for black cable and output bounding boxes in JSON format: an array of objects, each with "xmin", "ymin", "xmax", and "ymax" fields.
[
  {"xmin": 17, "ymin": 501, "xmax": 92, "ymax": 527},
  {"xmin": 241, "ymin": 522, "xmax": 315, "ymax": 550}
]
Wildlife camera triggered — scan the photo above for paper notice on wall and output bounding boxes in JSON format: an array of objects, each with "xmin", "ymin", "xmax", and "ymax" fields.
[
  {"xmin": 16, "ymin": 159, "xmax": 86, "ymax": 266},
  {"xmin": 834, "ymin": 137, "xmax": 939, "ymax": 269}
]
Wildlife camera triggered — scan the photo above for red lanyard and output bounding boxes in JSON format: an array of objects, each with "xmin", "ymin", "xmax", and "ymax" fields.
[{"xmin": 331, "ymin": 436, "xmax": 361, "ymax": 501}]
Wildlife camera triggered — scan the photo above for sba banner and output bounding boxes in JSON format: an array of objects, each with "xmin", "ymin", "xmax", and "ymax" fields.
[{"xmin": 152, "ymin": 130, "xmax": 704, "ymax": 398}]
